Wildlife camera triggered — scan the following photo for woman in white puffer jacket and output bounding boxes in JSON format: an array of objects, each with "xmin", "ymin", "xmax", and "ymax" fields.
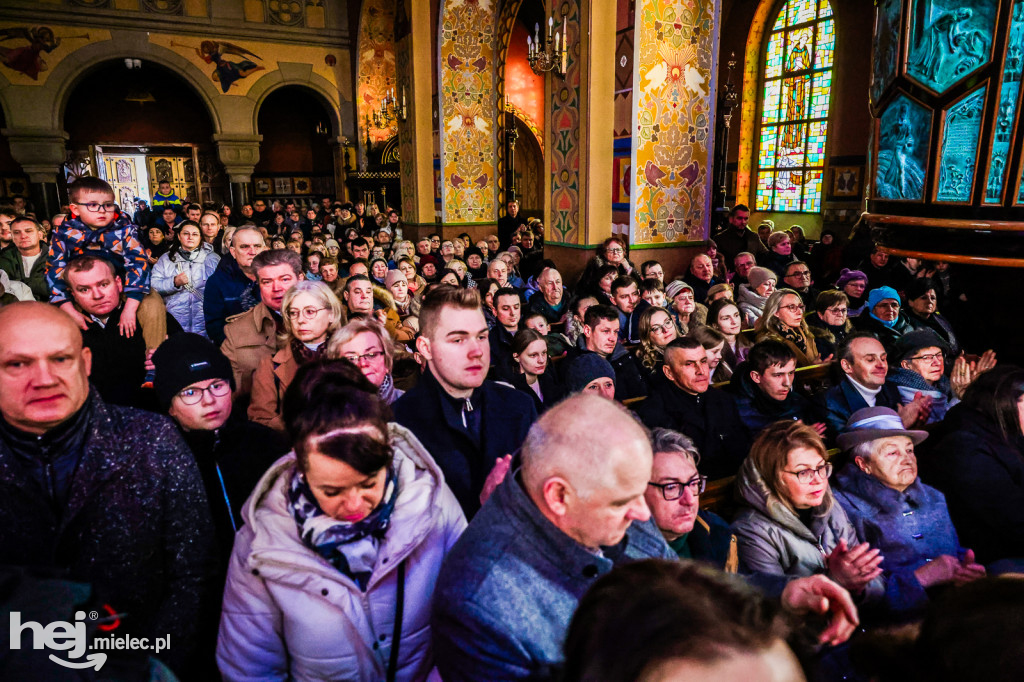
[
  {"xmin": 217, "ymin": 367, "xmax": 466, "ymax": 682},
  {"xmin": 151, "ymin": 220, "xmax": 220, "ymax": 336}
]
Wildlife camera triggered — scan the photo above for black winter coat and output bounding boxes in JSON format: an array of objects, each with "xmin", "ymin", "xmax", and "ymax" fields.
[
  {"xmin": 919, "ymin": 404, "xmax": 1024, "ymax": 564},
  {"xmin": 0, "ymin": 391, "xmax": 213, "ymax": 675},
  {"xmin": 638, "ymin": 376, "xmax": 751, "ymax": 479}
]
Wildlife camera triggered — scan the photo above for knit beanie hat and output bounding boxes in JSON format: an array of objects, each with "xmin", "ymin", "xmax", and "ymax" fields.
[
  {"xmin": 835, "ymin": 268, "xmax": 867, "ymax": 289},
  {"xmin": 465, "ymin": 245, "xmax": 484, "ymax": 261},
  {"xmin": 152, "ymin": 333, "xmax": 234, "ymax": 408},
  {"xmin": 384, "ymin": 269, "xmax": 407, "ymax": 289},
  {"xmin": 325, "ymin": 238, "xmax": 340, "ymax": 250},
  {"xmin": 747, "ymin": 266, "xmax": 777, "ymax": 291},
  {"xmin": 665, "ymin": 280, "xmax": 694, "ymax": 301},
  {"xmin": 418, "ymin": 254, "xmax": 441, "ymax": 271},
  {"xmin": 566, "ymin": 353, "xmax": 616, "ymax": 393},
  {"xmin": 867, "ymin": 286, "xmax": 900, "ymax": 311}
]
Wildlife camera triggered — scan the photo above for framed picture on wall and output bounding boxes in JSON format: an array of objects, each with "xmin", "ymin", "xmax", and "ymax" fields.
[
  {"xmin": 829, "ymin": 166, "xmax": 863, "ymax": 200},
  {"xmin": 273, "ymin": 177, "xmax": 293, "ymax": 195},
  {"xmin": 253, "ymin": 177, "xmax": 272, "ymax": 195},
  {"xmin": 292, "ymin": 177, "xmax": 312, "ymax": 195}
]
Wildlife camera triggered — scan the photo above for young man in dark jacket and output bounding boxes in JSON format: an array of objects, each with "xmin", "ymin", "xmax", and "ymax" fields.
[
  {"xmin": 0, "ymin": 302, "xmax": 213, "ymax": 676},
  {"xmin": 568, "ymin": 304, "xmax": 648, "ymax": 401},
  {"xmin": 393, "ymin": 285, "xmax": 536, "ymax": 517},
  {"xmin": 730, "ymin": 340, "xmax": 825, "ymax": 437}
]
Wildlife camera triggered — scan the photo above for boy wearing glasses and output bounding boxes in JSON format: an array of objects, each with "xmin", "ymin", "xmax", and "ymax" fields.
[{"xmin": 46, "ymin": 177, "xmax": 152, "ymax": 341}]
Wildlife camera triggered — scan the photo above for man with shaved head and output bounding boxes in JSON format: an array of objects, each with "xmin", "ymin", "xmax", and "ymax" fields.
[
  {"xmin": 432, "ymin": 394, "xmax": 674, "ymax": 681},
  {"xmin": 0, "ymin": 302, "xmax": 213, "ymax": 675}
]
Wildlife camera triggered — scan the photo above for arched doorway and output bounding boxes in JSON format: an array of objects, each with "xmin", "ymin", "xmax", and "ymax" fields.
[
  {"xmin": 253, "ymin": 85, "xmax": 336, "ymax": 208},
  {"xmin": 63, "ymin": 58, "xmax": 221, "ymax": 207}
]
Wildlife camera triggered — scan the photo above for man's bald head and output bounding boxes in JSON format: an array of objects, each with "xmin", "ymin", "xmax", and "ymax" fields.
[
  {"xmin": 522, "ymin": 394, "xmax": 651, "ymax": 499},
  {"xmin": 0, "ymin": 302, "xmax": 91, "ymax": 434},
  {"xmin": 521, "ymin": 394, "xmax": 653, "ymax": 549}
]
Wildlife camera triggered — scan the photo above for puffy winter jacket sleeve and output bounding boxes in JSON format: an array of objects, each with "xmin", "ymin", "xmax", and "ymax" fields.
[
  {"xmin": 151, "ymin": 253, "xmax": 182, "ymax": 296},
  {"xmin": 217, "ymin": 525, "xmax": 288, "ymax": 681},
  {"xmin": 45, "ymin": 230, "xmax": 72, "ymax": 304},
  {"xmin": 732, "ymin": 511, "xmax": 795, "ymax": 579}
]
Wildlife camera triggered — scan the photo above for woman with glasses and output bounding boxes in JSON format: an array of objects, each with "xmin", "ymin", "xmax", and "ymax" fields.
[
  {"xmin": 835, "ymin": 268, "xmax": 869, "ymax": 318},
  {"xmin": 578, "ymin": 237, "xmax": 635, "ymax": 299},
  {"xmin": 508, "ymin": 329, "xmax": 565, "ymax": 413},
  {"xmin": 852, "ymin": 286, "xmax": 913, "ymax": 354},
  {"xmin": 753, "ymin": 289, "xmax": 828, "ymax": 367},
  {"xmin": 643, "ymin": 428, "xmax": 737, "ymax": 570},
  {"xmin": 152, "ymin": 333, "xmax": 288, "ymax": 564},
  {"xmin": 636, "ymin": 306, "xmax": 680, "ymax": 378},
  {"xmin": 832, "ymin": 407, "xmax": 985, "ymax": 619},
  {"xmin": 328, "ymin": 318, "xmax": 405, "ymax": 404},
  {"xmin": 887, "ymin": 329, "xmax": 969, "ymax": 425},
  {"xmin": 152, "ymin": 220, "xmax": 221, "ymax": 337},
  {"xmin": 218, "ymin": 359, "xmax": 467, "ymax": 681},
  {"xmin": 250, "ymin": 281, "xmax": 345, "ymax": 431},
  {"xmin": 806, "ymin": 290, "xmax": 853, "ymax": 360},
  {"xmin": 732, "ymin": 420, "xmax": 885, "ymax": 602}
]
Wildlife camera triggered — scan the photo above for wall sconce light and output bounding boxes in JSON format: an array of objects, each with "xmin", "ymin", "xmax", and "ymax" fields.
[{"xmin": 124, "ymin": 58, "xmax": 142, "ymax": 69}]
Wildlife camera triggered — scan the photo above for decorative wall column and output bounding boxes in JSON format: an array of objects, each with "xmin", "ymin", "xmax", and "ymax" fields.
[
  {"xmin": 213, "ymin": 134, "xmax": 262, "ymax": 208},
  {"xmin": 438, "ymin": 0, "xmax": 497, "ymax": 225},
  {"xmin": 330, "ymin": 136, "xmax": 351, "ymax": 202},
  {"xmin": 395, "ymin": 0, "xmax": 435, "ymax": 226},
  {"xmin": 356, "ymin": 0, "xmax": 398, "ymax": 163},
  {"xmin": 547, "ymin": 0, "xmax": 616, "ymax": 246},
  {"xmin": 4, "ymin": 128, "xmax": 68, "ymax": 218},
  {"xmin": 629, "ymin": 0, "xmax": 720, "ymax": 245}
]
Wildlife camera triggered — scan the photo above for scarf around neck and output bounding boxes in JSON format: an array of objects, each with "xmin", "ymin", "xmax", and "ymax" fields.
[
  {"xmin": 869, "ymin": 311, "xmax": 897, "ymax": 328},
  {"xmin": 289, "ymin": 466, "xmax": 399, "ymax": 590}
]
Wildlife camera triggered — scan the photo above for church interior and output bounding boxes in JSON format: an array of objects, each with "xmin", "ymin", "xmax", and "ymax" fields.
[{"xmin": 0, "ymin": 0, "xmax": 1020, "ymax": 357}]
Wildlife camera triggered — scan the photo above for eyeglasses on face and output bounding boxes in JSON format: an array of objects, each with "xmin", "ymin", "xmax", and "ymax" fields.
[
  {"xmin": 177, "ymin": 379, "xmax": 231, "ymax": 405},
  {"xmin": 876, "ymin": 301, "xmax": 900, "ymax": 309},
  {"xmin": 826, "ymin": 307, "xmax": 848, "ymax": 316},
  {"xmin": 779, "ymin": 303, "xmax": 806, "ymax": 313},
  {"xmin": 909, "ymin": 352, "xmax": 943, "ymax": 363},
  {"xmin": 78, "ymin": 202, "xmax": 119, "ymax": 213},
  {"xmin": 786, "ymin": 270, "xmax": 811, "ymax": 278},
  {"xmin": 606, "ymin": 247, "xmax": 624, "ymax": 254},
  {"xmin": 287, "ymin": 306, "xmax": 327, "ymax": 321},
  {"xmin": 648, "ymin": 476, "xmax": 707, "ymax": 500},
  {"xmin": 783, "ymin": 462, "xmax": 832, "ymax": 484},
  {"xmin": 650, "ymin": 322, "xmax": 675, "ymax": 334},
  {"xmin": 342, "ymin": 349, "xmax": 385, "ymax": 365}
]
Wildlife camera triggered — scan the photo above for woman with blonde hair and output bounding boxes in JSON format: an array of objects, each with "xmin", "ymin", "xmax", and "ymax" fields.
[
  {"xmin": 732, "ymin": 420, "xmax": 885, "ymax": 602},
  {"xmin": 753, "ymin": 289, "xmax": 828, "ymax": 367},
  {"xmin": 328, "ymin": 317, "xmax": 405, "ymax": 404},
  {"xmin": 636, "ymin": 306, "xmax": 680, "ymax": 377},
  {"xmin": 250, "ymin": 280, "xmax": 345, "ymax": 431}
]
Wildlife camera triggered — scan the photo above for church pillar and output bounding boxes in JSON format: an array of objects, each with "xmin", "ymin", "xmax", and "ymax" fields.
[
  {"xmin": 212, "ymin": 134, "xmax": 262, "ymax": 209},
  {"xmin": 330, "ymin": 136, "xmax": 351, "ymax": 203},
  {"xmin": 394, "ymin": 0, "xmax": 436, "ymax": 238},
  {"xmin": 438, "ymin": 0, "xmax": 498, "ymax": 238},
  {"xmin": 628, "ymin": 0, "xmax": 720, "ymax": 246},
  {"xmin": 3, "ymin": 128, "xmax": 67, "ymax": 218},
  {"xmin": 543, "ymin": 0, "xmax": 616, "ymax": 272}
]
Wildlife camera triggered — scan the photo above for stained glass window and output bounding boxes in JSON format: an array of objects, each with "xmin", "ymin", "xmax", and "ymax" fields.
[{"xmin": 756, "ymin": 0, "xmax": 834, "ymax": 213}]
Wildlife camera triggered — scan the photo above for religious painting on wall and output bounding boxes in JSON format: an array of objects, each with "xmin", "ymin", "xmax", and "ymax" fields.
[
  {"xmin": 0, "ymin": 26, "xmax": 90, "ymax": 81},
  {"xmin": 829, "ymin": 165, "xmax": 862, "ymax": 200},
  {"xmin": 874, "ymin": 95, "xmax": 932, "ymax": 201},
  {"xmin": 905, "ymin": 0, "xmax": 997, "ymax": 95},
  {"xmin": 171, "ymin": 40, "xmax": 265, "ymax": 93},
  {"xmin": 936, "ymin": 86, "xmax": 986, "ymax": 203},
  {"xmin": 292, "ymin": 177, "xmax": 312, "ymax": 195},
  {"xmin": 989, "ymin": 0, "xmax": 1024, "ymax": 203},
  {"xmin": 870, "ymin": 0, "xmax": 903, "ymax": 106},
  {"xmin": 253, "ymin": 178, "xmax": 272, "ymax": 196},
  {"xmin": 755, "ymin": 0, "xmax": 835, "ymax": 214}
]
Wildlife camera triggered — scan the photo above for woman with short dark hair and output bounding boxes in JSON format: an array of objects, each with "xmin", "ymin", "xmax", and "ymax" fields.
[
  {"xmin": 806, "ymin": 290, "xmax": 853, "ymax": 360},
  {"xmin": 218, "ymin": 360, "xmax": 467, "ymax": 681},
  {"xmin": 904, "ymin": 278, "xmax": 960, "ymax": 356},
  {"xmin": 509, "ymin": 329, "xmax": 564, "ymax": 412}
]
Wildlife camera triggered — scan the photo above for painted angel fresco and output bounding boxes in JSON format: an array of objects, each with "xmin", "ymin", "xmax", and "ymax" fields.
[
  {"xmin": 191, "ymin": 40, "xmax": 265, "ymax": 93},
  {"xmin": 0, "ymin": 26, "xmax": 88, "ymax": 81}
]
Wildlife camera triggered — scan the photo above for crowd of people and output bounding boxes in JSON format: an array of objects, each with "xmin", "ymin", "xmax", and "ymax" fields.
[{"xmin": 1, "ymin": 185, "xmax": 1022, "ymax": 681}]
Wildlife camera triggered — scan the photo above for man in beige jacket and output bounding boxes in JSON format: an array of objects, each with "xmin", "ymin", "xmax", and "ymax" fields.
[{"xmin": 221, "ymin": 249, "xmax": 303, "ymax": 400}]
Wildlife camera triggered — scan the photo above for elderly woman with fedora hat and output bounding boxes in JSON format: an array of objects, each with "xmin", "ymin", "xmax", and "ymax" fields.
[{"xmin": 833, "ymin": 407, "xmax": 985, "ymax": 619}]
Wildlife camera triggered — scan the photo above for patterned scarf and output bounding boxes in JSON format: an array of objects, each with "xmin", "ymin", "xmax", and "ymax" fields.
[
  {"xmin": 290, "ymin": 338, "xmax": 326, "ymax": 365},
  {"xmin": 289, "ymin": 467, "xmax": 398, "ymax": 590},
  {"xmin": 773, "ymin": 318, "xmax": 809, "ymax": 354}
]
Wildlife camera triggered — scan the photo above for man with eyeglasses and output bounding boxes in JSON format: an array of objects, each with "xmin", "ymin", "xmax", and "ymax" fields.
[
  {"xmin": 221, "ymin": 249, "xmax": 303, "ymax": 402},
  {"xmin": 153, "ymin": 332, "xmax": 287, "ymax": 568},
  {"xmin": 638, "ymin": 338, "xmax": 751, "ymax": 479},
  {"xmin": 204, "ymin": 226, "xmax": 267, "ymax": 345},
  {"xmin": 781, "ymin": 260, "xmax": 819, "ymax": 309},
  {"xmin": 644, "ymin": 427, "xmax": 738, "ymax": 570}
]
